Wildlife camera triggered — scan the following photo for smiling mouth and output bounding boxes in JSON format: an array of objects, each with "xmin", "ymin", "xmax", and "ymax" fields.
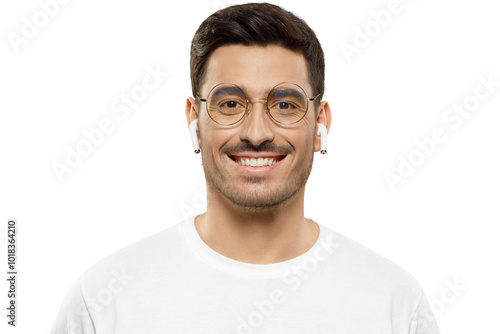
[{"xmin": 228, "ymin": 155, "xmax": 287, "ymax": 167}]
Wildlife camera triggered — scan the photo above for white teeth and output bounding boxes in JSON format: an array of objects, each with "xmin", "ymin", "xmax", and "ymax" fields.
[{"xmin": 234, "ymin": 157, "xmax": 281, "ymax": 167}]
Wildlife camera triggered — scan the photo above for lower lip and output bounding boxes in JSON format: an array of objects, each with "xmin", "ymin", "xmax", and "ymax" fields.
[{"xmin": 227, "ymin": 155, "xmax": 286, "ymax": 174}]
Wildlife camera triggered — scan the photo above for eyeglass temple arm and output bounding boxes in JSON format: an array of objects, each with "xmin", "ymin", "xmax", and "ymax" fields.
[
  {"xmin": 195, "ymin": 95, "xmax": 207, "ymax": 102},
  {"xmin": 308, "ymin": 93, "xmax": 321, "ymax": 101}
]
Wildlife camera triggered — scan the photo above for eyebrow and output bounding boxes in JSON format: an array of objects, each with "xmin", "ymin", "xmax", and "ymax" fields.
[
  {"xmin": 271, "ymin": 88, "xmax": 303, "ymax": 100},
  {"xmin": 211, "ymin": 84, "xmax": 272, "ymax": 100},
  {"xmin": 212, "ymin": 86, "xmax": 245, "ymax": 98}
]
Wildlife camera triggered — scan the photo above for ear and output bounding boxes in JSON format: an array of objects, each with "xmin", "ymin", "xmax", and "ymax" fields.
[
  {"xmin": 185, "ymin": 97, "xmax": 199, "ymax": 127},
  {"xmin": 314, "ymin": 100, "xmax": 332, "ymax": 153}
]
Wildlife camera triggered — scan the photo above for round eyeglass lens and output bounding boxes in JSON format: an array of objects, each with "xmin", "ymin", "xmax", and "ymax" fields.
[
  {"xmin": 207, "ymin": 83, "xmax": 247, "ymax": 125},
  {"xmin": 267, "ymin": 83, "xmax": 309, "ymax": 124}
]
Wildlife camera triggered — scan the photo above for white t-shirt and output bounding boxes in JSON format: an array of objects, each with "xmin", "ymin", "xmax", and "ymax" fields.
[{"xmin": 52, "ymin": 216, "xmax": 440, "ymax": 333}]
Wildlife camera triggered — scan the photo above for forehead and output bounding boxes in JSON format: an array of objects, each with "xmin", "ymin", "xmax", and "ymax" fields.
[{"xmin": 203, "ymin": 45, "xmax": 311, "ymax": 96}]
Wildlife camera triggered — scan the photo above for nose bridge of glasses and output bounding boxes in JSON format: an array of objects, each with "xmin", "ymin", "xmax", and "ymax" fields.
[
  {"xmin": 246, "ymin": 97, "xmax": 268, "ymax": 104},
  {"xmin": 245, "ymin": 97, "xmax": 269, "ymax": 114},
  {"xmin": 247, "ymin": 97, "xmax": 267, "ymax": 101}
]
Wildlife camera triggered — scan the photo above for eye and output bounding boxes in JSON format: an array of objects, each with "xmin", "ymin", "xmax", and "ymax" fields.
[
  {"xmin": 222, "ymin": 101, "xmax": 241, "ymax": 108},
  {"xmin": 217, "ymin": 99, "xmax": 246, "ymax": 116},
  {"xmin": 277, "ymin": 102, "xmax": 291, "ymax": 110},
  {"xmin": 271, "ymin": 101, "xmax": 299, "ymax": 111}
]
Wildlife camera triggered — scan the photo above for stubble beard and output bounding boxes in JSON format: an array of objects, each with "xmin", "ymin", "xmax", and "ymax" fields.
[{"xmin": 201, "ymin": 149, "xmax": 315, "ymax": 211}]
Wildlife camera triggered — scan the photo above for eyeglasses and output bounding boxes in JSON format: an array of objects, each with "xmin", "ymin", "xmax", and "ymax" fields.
[{"xmin": 196, "ymin": 82, "xmax": 320, "ymax": 126}]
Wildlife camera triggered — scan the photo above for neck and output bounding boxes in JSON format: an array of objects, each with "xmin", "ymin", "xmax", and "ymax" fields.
[{"xmin": 194, "ymin": 185, "xmax": 319, "ymax": 264}]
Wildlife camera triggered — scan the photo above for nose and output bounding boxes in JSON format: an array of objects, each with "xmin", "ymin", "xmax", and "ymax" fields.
[{"xmin": 239, "ymin": 98, "xmax": 275, "ymax": 147}]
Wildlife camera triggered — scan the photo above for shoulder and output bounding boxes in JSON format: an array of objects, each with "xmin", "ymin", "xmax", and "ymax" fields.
[
  {"xmin": 79, "ymin": 219, "xmax": 187, "ymax": 293},
  {"xmin": 317, "ymin": 222, "xmax": 424, "ymax": 299},
  {"xmin": 52, "ymin": 220, "xmax": 189, "ymax": 332}
]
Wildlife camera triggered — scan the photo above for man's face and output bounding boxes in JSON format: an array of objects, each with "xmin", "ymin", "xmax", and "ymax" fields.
[{"xmin": 195, "ymin": 45, "xmax": 320, "ymax": 209}]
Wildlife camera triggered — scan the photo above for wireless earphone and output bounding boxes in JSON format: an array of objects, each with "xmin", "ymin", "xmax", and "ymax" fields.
[
  {"xmin": 189, "ymin": 119, "xmax": 200, "ymax": 153},
  {"xmin": 316, "ymin": 123, "xmax": 328, "ymax": 154}
]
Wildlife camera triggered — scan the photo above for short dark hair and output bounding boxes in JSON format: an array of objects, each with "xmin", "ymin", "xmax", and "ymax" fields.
[{"xmin": 190, "ymin": 2, "xmax": 325, "ymax": 105}]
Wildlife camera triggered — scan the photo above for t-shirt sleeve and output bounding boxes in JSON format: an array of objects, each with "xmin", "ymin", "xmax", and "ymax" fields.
[
  {"xmin": 409, "ymin": 293, "xmax": 441, "ymax": 334},
  {"xmin": 51, "ymin": 276, "xmax": 96, "ymax": 334}
]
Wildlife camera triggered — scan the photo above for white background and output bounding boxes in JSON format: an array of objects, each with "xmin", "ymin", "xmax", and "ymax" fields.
[{"xmin": 1, "ymin": 0, "xmax": 499, "ymax": 332}]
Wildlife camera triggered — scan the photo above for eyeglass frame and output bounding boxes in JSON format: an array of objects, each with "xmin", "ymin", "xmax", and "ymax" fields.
[{"xmin": 195, "ymin": 82, "xmax": 321, "ymax": 126}]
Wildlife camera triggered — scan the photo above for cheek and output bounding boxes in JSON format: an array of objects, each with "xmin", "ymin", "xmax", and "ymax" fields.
[
  {"xmin": 286, "ymin": 130, "xmax": 315, "ymax": 152},
  {"xmin": 292, "ymin": 117, "xmax": 317, "ymax": 149},
  {"xmin": 199, "ymin": 127, "xmax": 231, "ymax": 159}
]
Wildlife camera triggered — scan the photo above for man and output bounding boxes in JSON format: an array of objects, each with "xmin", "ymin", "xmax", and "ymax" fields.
[{"xmin": 52, "ymin": 3, "xmax": 440, "ymax": 333}]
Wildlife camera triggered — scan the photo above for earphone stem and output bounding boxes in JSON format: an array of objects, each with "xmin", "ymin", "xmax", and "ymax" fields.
[
  {"xmin": 317, "ymin": 123, "xmax": 328, "ymax": 154},
  {"xmin": 189, "ymin": 119, "xmax": 200, "ymax": 154}
]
